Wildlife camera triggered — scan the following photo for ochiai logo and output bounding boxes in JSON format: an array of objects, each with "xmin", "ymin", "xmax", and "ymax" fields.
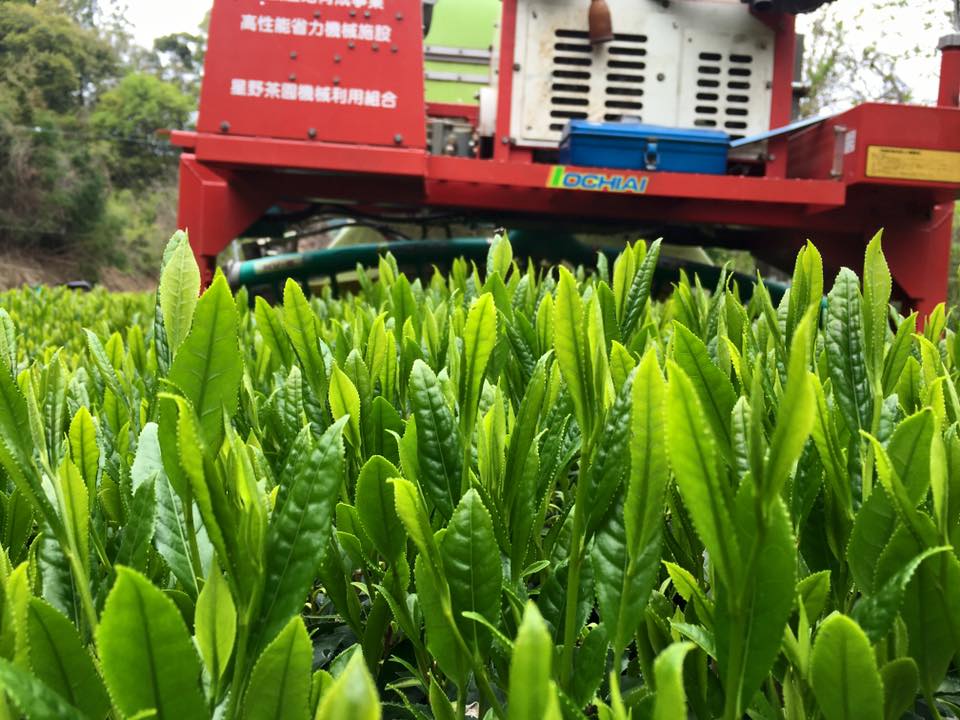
[{"xmin": 547, "ymin": 166, "xmax": 650, "ymax": 194}]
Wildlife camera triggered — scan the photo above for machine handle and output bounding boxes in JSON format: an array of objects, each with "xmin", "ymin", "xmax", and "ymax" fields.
[{"xmin": 645, "ymin": 141, "xmax": 659, "ymax": 170}]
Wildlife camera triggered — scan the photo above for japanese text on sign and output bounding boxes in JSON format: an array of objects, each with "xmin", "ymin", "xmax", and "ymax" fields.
[
  {"xmin": 241, "ymin": 15, "xmax": 392, "ymax": 41},
  {"xmin": 230, "ymin": 78, "xmax": 398, "ymax": 109}
]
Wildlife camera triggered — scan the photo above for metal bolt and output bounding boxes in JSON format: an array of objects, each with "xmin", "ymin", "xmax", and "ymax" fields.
[
  {"xmin": 333, "ymin": 76, "xmax": 340, "ymax": 85},
  {"xmin": 513, "ymin": 62, "xmax": 521, "ymax": 71},
  {"xmin": 348, "ymin": 41, "xmax": 355, "ymax": 49},
  {"xmin": 314, "ymin": 10, "xmax": 321, "ymax": 18},
  {"xmin": 372, "ymin": 43, "xmax": 379, "ymax": 52},
  {"xmin": 349, "ymin": 8, "xmax": 356, "ymax": 16},
  {"xmin": 308, "ymin": 128, "xmax": 317, "ymax": 139},
  {"xmin": 364, "ymin": 10, "xmax": 371, "ymax": 18},
  {"xmin": 290, "ymin": 50, "xmax": 298, "ymax": 59},
  {"xmin": 394, "ymin": 133, "xmax": 403, "ymax": 144},
  {"xmin": 396, "ymin": 11, "xmax": 403, "ymax": 20},
  {"xmin": 391, "ymin": 44, "xmax": 398, "ymax": 53},
  {"xmin": 501, "ymin": 136, "xmax": 509, "ymax": 145},
  {"xmin": 657, "ymin": 72, "xmax": 665, "ymax": 81},
  {"xmin": 334, "ymin": 54, "xmax": 341, "ymax": 63},
  {"xmin": 289, "ymin": 73, "xmax": 296, "ymax": 81},
  {"xmin": 220, "ymin": 121, "xmax": 230, "ymax": 133}
]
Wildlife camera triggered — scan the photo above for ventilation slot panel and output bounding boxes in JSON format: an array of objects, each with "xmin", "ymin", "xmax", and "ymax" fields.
[
  {"xmin": 692, "ymin": 50, "xmax": 756, "ymax": 140},
  {"xmin": 549, "ymin": 29, "xmax": 593, "ymax": 132}
]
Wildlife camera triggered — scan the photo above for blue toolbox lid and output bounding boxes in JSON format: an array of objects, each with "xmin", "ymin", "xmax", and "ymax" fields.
[{"xmin": 561, "ymin": 119, "xmax": 729, "ymax": 146}]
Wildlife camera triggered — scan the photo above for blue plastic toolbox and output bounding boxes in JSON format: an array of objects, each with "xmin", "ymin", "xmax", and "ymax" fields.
[{"xmin": 559, "ymin": 120, "xmax": 729, "ymax": 174}]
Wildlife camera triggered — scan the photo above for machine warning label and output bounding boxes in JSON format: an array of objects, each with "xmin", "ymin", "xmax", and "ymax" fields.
[
  {"xmin": 548, "ymin": 166, "xmax": 649, "ymax": 194},
  {"xmin": 865, "ymin": 146, "xmax": 960, "ymax": 184}
]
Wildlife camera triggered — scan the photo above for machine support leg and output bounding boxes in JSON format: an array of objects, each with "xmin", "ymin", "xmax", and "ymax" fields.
[
  {"xmin": 176, "ymin": 154, "xmax": 274, "ymax": 288},
  {"xmin": 883, "ymin": 203, "xmax": 955, "ymax": 321}
]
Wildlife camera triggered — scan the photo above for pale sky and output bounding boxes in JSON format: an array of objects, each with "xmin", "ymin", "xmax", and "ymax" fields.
[{"xmin": 125, "ymin": 0, "xmax": 952, "ymax": 106}]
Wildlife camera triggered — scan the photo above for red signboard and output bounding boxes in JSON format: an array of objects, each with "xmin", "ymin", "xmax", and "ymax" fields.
[{"xmin": 198, "ymin": 0, "xmax": 425, "ymax": 149}]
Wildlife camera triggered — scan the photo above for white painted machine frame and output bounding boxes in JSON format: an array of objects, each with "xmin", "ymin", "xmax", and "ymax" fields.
[{"xmin": 509, "ymin": 0, "xmax": 776, "ymax": 147}]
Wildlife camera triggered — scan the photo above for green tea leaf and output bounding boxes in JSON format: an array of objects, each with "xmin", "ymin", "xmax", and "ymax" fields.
[
  {"xmin": 167, "ymin": 273, "xmax": 242, "ymax": 450},
  {"xmin": 508, "ymin": 602, "xmax": 553, "ymax": 720},
  {"xmin": 0, "ymin": 657, "xmax": 87, "ymax": 720},
  {"xmin": 666, "ymin": 361, "xmax": 739, "ymax": 584},
  {"xmin": 159, "ymin": 230, "xmax": 201, "ymax": 356},
  {"xmin": 409, "ymin": 359, "xmax": 461, "ymax": 520},
  {"xmin": 257, "ymin": 418, "xmax": 346, "ymax": 651},
  {"xmin": 329, "ymin": 363, "xmax": 362, "ymax": 450},
  {"xmin": 460, "ymin": 293, "xmax": 497, "ymax": 436},
  {"xmin": 355, "ymin": 456, "xmax": 405, "ymax": 564},
  {"xmin": 825, "ymin": 268, "xmax": 871, "ymax": 436},
  {"xmin": 314, "ymin": 648, "xmax": 381, "ymax": 720},
  {"xmin": 810, "ymin": 614, "xmax": 883, "ymax": 720},
  {"xmin": 195, "ymin": 561, "xmax": 237, "ymax": 686},
  {"xmin": 243, "ymin": 615, "xmax": 311, "ymax": 720},
  {"xmin": 441, "ymin": 489, "xmax": 502, "ymax": 655},
  {"xmin": 652, "ymin": 642, "xmax": 695, "ymax": 720},
  {"xmin": 26, "ymin": 598, "xmax": 110, "ymax": 718},
  {"xmin": 879, "ymin": 657, "xmax": 919, "ymax": 720},
  {"xmin": 97, "ymin": 566, "xmax": 206, "ymax": 720},
  {"xmin": 862, "ymin": 230, "xmax": 891, "ymax": 385}
]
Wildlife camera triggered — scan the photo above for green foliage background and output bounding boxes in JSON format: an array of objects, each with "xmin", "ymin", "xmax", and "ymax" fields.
[{"xmin": 0, "ymin": 0, "xmax": 201, "ymax": 279}]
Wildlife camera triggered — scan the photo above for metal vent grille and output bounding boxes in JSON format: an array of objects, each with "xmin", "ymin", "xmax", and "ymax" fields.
[
  {"xmin": 693, "ymin": 51, "xmax": 754, "ymax": 139},
  {"xmin": 547, "ymin": 31, "xmax": 648, "ymax": 133},
  {"xmin": 549, "ymin": 30, "xmax": 592, "ymax": 133}
]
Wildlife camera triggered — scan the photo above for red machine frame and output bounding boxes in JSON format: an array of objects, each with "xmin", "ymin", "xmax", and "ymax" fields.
[{"xmin": 174, "ymin": 0, "xmax": 960, "ymax": 317}]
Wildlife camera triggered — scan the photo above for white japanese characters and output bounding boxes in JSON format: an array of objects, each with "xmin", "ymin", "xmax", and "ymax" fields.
[
  {"xmin": 240, "ymin": 15, "xmax": 392, "ymax": 42},
  {"xmin": 229, "ymin": 78, "xmax": 398, "ymax": 109}
]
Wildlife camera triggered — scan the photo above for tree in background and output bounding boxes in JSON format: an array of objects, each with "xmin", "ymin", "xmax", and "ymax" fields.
[
  {"xmin": 91, "ymin": 73, "xmax": 192, "ymax": 187},
  {"xmin": 798, "ymin": 0, "xmax": 952, "ymax": 115},
  {"xmin": 0, "ymin": 0, "xmax": 196, "ymax": 279}
]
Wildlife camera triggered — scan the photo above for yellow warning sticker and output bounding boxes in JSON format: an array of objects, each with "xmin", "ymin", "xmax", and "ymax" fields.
[{"xmin": 865, "ymin": 146, "xmax": 960, "ymax": 184}]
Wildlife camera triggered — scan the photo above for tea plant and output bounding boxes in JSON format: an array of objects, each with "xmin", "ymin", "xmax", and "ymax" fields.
[{"xmin": 0, "ymin": 229, "xmax": 958, "ymax": 720}]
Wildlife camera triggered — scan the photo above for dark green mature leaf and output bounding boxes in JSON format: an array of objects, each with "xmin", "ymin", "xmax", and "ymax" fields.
[
  {"xmin": 355, "ymin": 456, "xmax": 406, "ymax": 564},
  {"xmin": 154, "ymin": 470, "xmax": 203, "ymax": 599},
  {"xmin": 880, "ymin": 658, "xmax": 919, "ymax": 720},
  {"xmin": 621, "ymin": 239, "xmax": 661, "ymax": 338},
  {"xmin": 115, "ymin": 479, "xmax": 156, "ymax": 571},
  {"xmin": 673, "ymin": 322, "xmax": 736, "ymax": 459},
  {"xmin": 847, "ymin": 488, "xmax": 897, "ymax": 593},
  {"xmin": 852, "ymin": 546, "xmax": 950, "ymax": 643},
  {"xmin": 409, "ymin": 359, "xmax": 462, "ymax": 520},
  {"xmin": 256, "ymin": 418, "xmax": 346, "ymax": 651},
  {"xmin": 0, "ymin": 658, "xmax": 87, "ymax": 720},
  {"xmin": 825, "ymin": 268, "xmax": 872, "ymax": 436},
  {"xmin": 876, "ymin": 525, "xmax": 960, "ymax": 696},
  {"xmin": 810, "ymin": 613, "xmax": 883, "ymax": 720},
  {"xmin": 441, "ymin": 488, "xmax": 502, "ymax": 655},
  {"xmin": 243, "ymin": 616, "xmax": 312, "ymax": 720},
  {"xmin": 592, "ymin": 492, "xmax": 658, "ymax": 658},
  {"xmin": 585, "ymin": 369, "xmax": 635, "ymax": 537},
  {"xmin": 570, "ymin": 622, "xmax": 608, "ymax": 708},
  {"xmin": 97, "ymin": 567, "xmax": 206, "ymax": 720},
  {"xmin": 26, "ymin": 598, "xmax": 110, "ymax": 719},
  {"xmin": 167, "ymin": 274, "xmax": 243, "ymax": 450}
]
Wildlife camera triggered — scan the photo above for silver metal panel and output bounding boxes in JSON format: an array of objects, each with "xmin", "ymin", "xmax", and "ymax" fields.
[{"xmin": 510, "ymin": 0, "xmax": 775, "ymax": 147}]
